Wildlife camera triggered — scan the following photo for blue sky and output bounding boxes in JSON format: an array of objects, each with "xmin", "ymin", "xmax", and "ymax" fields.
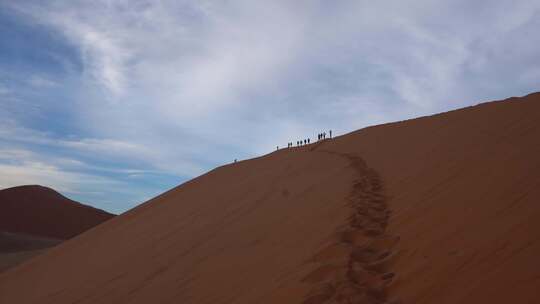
[{"xmin": 1, "ymin": 1, "xmax": 539, "ymax": 214}]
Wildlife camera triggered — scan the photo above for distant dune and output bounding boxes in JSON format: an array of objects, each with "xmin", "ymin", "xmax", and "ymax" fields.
[
  {"xmin": 0, "ymin": 185, "xmax": 115, "ymax": 272},
  {"xmin": 1, "ymin": 92, "xmax": 539, "ymax": 303},
  {"xmin": 0, "ymin": 185, "xmax": 115, "ymax": 239}
]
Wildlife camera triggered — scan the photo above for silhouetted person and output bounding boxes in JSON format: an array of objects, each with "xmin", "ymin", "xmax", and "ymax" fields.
[
  {"xmin": 329, "ymin": 130, "xmax": 332, "ymax": 138},
  {"xmin": 304, "ymin": 139, "xmax": 306, "ymax": 145},
  {"xmin": 308, "ymin": 138, "xmax": 310, "ymax": 144}
]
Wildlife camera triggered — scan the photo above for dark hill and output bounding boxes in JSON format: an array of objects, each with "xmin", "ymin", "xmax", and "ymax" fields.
[{"xmin": 0, "ymin": 185, "xmax": 115, "ymax": 240}]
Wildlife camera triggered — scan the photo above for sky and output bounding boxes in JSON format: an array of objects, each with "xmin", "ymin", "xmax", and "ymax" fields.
[{"xmin": 0, "ymin": 1, "xmax": 539, "ymax": 214}]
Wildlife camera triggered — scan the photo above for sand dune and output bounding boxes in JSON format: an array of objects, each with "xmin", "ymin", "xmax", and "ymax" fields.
[
  {"xmin": 0, "ymin": 185, "xmax": 115, "ymax": 239},
  {"xmin": 1, "ymin": 92, "xmax": 539, "ymax": 303},
  {"xmin": 0, "ymin": 185, "xmax": 114, "ymax": 273}
]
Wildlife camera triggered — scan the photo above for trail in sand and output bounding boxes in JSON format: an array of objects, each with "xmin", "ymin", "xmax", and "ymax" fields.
[{"xmin": 301, "ymin": 149, "xmax": 400, "ymax": 304}]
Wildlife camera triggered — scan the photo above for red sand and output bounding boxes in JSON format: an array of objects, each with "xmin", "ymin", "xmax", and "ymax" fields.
[
  {"xmin": 0, "ymin": 185, "xmax": 115, "ymax": 239},
  {"xmin": 1, "ymin": 92, "xmax": 540, "ymax": 303}
]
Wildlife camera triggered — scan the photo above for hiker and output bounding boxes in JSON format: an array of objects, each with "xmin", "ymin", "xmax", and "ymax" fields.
[
  {"xmin": 308, "ymin": 138, "xmax": 310, "ymax": 144},
  {"xmin": 329, "ymin": 130, "xmax": 332, "ymax": 138},
  {"xmin": 304, "ymin": 139, "xmax": 307, "ymax": 145}
]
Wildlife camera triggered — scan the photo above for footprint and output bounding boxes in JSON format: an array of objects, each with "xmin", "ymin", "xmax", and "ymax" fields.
[
  {"xmin": 366, "ymin": 235, "xmax": 400, "ymax": 252},
  {"xmin": 364, "ymin": 227, "xmax": 384, "ymax": 237},
  {"xmin": 350, "ymin": 247, "xmax": 381, "ymax": 264},
  {"xmin": 303, "ymin": 283, "xmax": 336, "ymax": 304},
  {"xmin": 302, "ymin": 293, "xmax": 333, "ymax": 304},
  {"xmin": 366, "ymin": 272, "xmax": 397, "ymax": 299},
  {"xmin": 340, "ymin": 230, "xmax": 370, "ymax": 247},
  {"xmin": 349, "ymin": 262, "xmax": 378, "ymax": 285},
  {"xmin": 302, "ymin": 264, "xmax": 346, "ymax": 283},
  {"xmin": 312, "ymin": 243, "xmax": 351, "ymax": 264},
  {"xmin": 365, "ymin": 251, "xmax": 399, "ymax": 272}
]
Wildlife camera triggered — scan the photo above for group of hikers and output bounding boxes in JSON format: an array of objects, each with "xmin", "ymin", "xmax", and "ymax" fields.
[
  {"xmin": 238, "ymin": 129, "xmax": 334, "ymax": 162},
  {"xmin": 286, "ymin": 139, "xmax": 310, "ymax": 148},
  {"xmin": 318, "ymin": 130, "xmax": 332, "ymax": 141},
  {"xmin": 281, "ymin": 130, "xmax": 333, "ymax": 149}
]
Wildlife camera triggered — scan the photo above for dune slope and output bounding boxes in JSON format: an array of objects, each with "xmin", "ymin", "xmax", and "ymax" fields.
[
  {"xmin": 1, "ymin": 92, "xmax": 539, "ymax": 303},
  {"xmin": 326, "ymin": 92, "xmax": 540, "ymax": 303}
]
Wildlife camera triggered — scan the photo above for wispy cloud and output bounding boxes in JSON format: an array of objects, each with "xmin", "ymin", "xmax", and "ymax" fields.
[
  {"xmin": 0, "ymin": 147, "xmax": 119, "ymax": 194},
  {"xmin": 29, "ymin": 75, "xmax": 58, "ymax": 88}
]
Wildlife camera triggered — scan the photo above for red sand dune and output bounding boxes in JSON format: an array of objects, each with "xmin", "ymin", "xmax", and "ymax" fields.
[
  {"xmin": 1, "ymin": 92, "xmax": 540, "ymax": 303},
  {"xmin": 0, "ymin": 185, "xmax": 115, "ymax": 240}
]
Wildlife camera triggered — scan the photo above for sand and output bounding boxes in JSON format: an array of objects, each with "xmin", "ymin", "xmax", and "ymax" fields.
[{"xmin": 1, "ymin": 92, "xmax": 539, "ymax": 303}]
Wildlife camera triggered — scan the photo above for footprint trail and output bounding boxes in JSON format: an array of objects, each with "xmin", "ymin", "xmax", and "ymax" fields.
[{"xmin": 301, "ymin": 152, "xmax": 400, "ymax": 304}]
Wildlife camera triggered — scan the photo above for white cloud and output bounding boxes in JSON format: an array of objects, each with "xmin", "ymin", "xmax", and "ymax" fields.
[
  {"xmin": 29, "ymin": 75, "xmax": 58, "ymax": 88},
  {"xmin": 0, "ymin": 147, "xmax": 119, "ymax": 194}
]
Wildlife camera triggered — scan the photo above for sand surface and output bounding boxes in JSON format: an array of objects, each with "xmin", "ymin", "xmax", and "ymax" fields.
[{"xmin": 1, "ymin": 92, "xmax": 539, "ymax": 303}]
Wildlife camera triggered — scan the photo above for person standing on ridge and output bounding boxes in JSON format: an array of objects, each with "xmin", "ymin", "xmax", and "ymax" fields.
[{"xmin": 329, "ymin": 130, "xmax": 332, "ymax": 138}]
